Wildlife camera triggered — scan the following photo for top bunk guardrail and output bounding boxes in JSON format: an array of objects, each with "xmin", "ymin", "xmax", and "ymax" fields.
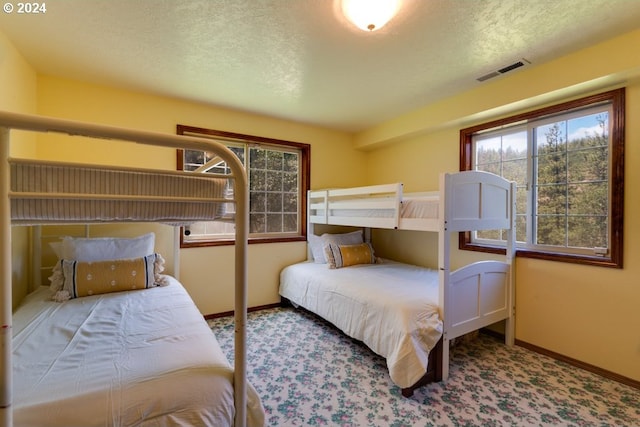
[{"xmin": 308, "ymin": 171, "xmax": 513, "ymax": 233}]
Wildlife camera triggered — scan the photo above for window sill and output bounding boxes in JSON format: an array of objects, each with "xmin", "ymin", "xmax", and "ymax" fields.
[
  {"xmin": 180, "ymin": 235, "xmax": 307, "ymax": 248},
  {"xmin": 460, "ymin": 239, "xmax": 621, "ymax": 268}
]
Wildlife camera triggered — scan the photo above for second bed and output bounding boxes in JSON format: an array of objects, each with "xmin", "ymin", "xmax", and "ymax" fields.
[
  {"xmin": 280, "ymin": 259, "xmax": 443, "ymax": 392},
  {"xmin": 280, "ymin": 171, "xmax": 516, "ymax": 396}
]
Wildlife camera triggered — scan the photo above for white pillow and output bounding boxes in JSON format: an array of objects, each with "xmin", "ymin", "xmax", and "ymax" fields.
[
  {"xmin": 309, "ymin": 230, "xmax": 364, "ymax": 263},
  {"xmin": 61, "ymin": 233, "xmax": 155, "ymax": 262},
  {"xmin": 49, "ymin": 241, "xmax": 63, "ymax": 259},
  {"xmin": 308, "ymin": 233, "xmax": 325, "ymax": 263}
]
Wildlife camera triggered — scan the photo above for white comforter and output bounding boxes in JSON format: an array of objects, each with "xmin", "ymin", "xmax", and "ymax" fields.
[
  {"xmin": 279, "ymin": 260, "xmax": 443, "ymax": 389},
  {"xmin": 12, "ymin": 278, "xmax": 264, "ymax": 427}
]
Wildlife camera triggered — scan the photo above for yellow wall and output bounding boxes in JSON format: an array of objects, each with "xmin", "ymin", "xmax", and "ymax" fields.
[
  {"xmin": 33, "ymin": 75, "xmax": 366, "ymax": 315},
  {"xmin": 0, "ymin": 30, "xmax": 37, "ymax": 308},
  {"xmin": 363, "ymin": 29, "xmax": 640, "ymax": 382}
]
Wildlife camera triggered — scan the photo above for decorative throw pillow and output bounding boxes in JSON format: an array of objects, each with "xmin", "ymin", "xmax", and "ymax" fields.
[
  {"xmin": 310, "ymin": 230, "xmax": 364, "ymax": 263},
  {"xmin": 61, "ymin": 233, "xmax": 155, "ymax": 262},
  {"xmin": 58, "ymin": 253, "xmax": 161, "ymax": 300},
  {"xmin": 324, "ymin": 242, "xmax": 376, "ymax": 269}
]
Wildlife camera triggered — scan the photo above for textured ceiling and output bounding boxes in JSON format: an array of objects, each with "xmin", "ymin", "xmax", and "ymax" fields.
[{"xmin": 1, "ymin": 0, "xmax": 640, "ymax": 132}]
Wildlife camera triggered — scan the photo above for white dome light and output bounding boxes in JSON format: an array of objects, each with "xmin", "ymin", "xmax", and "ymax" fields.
[{"xmin": 341, "ymin": 0, "xmax": 401, "ymax": 32}]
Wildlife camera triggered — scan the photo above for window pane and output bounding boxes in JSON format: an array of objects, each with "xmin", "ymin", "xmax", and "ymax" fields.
[
  {"xmin": 250, "ymin": 192, "xmax": 266, "ymax": 213},
  {"xmin": 567, "ymin": 147, "xmax": 608, "ymax": 182},
  {"xmin": 536, "ymin": 122, "xmax": 566, "ymax": 151},
  {"xmin": 477, "ymin": 229, "xmax": 501, "ymax": 240},
  {"xmin": 502, "ymin": 131, "xmax": 527, "ymax": 161},
  {"xmin": 478, "ymin": 162, "xmax": 500, "ymax": 175},
  {"xmin": 250, "ymin": 149, "xmax": 266, "ymax": 169},
  {"xmin": 536, "ymin": 152, "xmax": 567, "ymax": 185},
  {"xmin": 515, "ymin": 187, "xmax": 527, "ymax": 215},
  {"xmin": 184, "ymin": 150, "xmax": 205, "ymax": 169},
  {"xmin": 266, "ymin": 171, "xmax": 282, "ymax": 192},
  {"xmin": 267, "ymin": 214, "xmax": 282, "ymax": 232},
  {"xmin": 515, "ymin": 215, "xmax": 527, "ymax": 243},
  {"xmin": 536, "ymin": 215, "xmax": 566, "ymax": 246},
  {"xmin": 266, "ymin": 150, "xmax": 283, "ymax": 170},
  {"xmin": 536, "ymin": 184, "xmax": 566, "ymax": 215},
  {"xmin": 475, "ymin": 135, "xmax": 502, "ymax": 166},
  {"xmin": 283, "ymin": 194, "xmax": 297, "ymax": 213},
  {"xmin": 568, "ymin": 182, "xmax": 607, "ymax": 216},
  {"xmin": 568, "ymin": 216, "xmax": 607, "ymax": 248},
  {"xmin": 230, "ymin": 146, "xmax": 245, "ymax": 163},
  {"xmin": 283, "ymin": 214, "xmax": 297, "ymax": 232},
  {"xmin": 250, "ymin": 170, "xmax": 266, "ymax": 191},
  {"xmin": 267, "ymin": 193, "xmax": 283, "ymax": 212},
  {"xmin": 283, "ymin": 172, "xmax": 298, "ymax": 193},
  {"xmin": 250, "ymin": 213, "xmax": 266, "ymax": 233},
  {"xmin": 567, "ymin": 112, "xmax": 608, "ymax": 145},
  {"xmin": 502, "ymin": 158, "xmax": 527, "ymax": 185},
  {"xmin": 284, "ymin": 152, "xmax": 298, "ymax": 172}
]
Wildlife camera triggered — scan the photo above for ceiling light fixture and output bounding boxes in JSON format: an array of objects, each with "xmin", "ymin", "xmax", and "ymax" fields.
[{"xmin": 341, "ymin": 0, "xmax": 401, "ymax": 32}]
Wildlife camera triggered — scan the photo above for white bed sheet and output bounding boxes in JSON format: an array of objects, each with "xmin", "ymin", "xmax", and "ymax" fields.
[
  {"xmin": 401, "ymin": 196, "xmax": 439, "ymax": 219},
  {"xmin": 329, "ymin": 195, "xmax": 439, "ymax": 220},
  {"xmin": 279, "ymin": 260, "xmax": 443, "ymax": 389},
  {"xmin": 12, "ymin": 278, "xmax": 264, "ymax": 427}
]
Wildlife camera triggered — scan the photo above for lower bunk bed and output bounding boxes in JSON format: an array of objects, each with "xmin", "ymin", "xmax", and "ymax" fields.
[
  {"xmin": 280, "ymin": 171, "xmax": 516, "ymax": 397},
  {"xmin": 280, "ymin": 259, "xmax": 444, "ymax": 397},
  {"xmin": 12, "ymin": 276, "xmax": 264, "ymax": 427},
  {"xmin": 1, "ymin": 110, "xmax": 258, "ymax": 427}
]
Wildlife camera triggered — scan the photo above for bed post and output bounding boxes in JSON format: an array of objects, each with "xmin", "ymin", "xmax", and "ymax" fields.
[
  {"xmin": 231, "ymin": 157, "xmax": 249, "ymax": 427},
  {"xmin": 0, "ymin": 127, "xmax": 13, "ymax": 427},
  {"xmin": 437, "ymin": 173, "xmax": 450, "ymax": 381},
  {"xmin": 307, "ymin": 189, "xmax": 314, "ymax": 261},
  {"xmin": 173, "ymin": 227, "xmax": 181, "ymax": 280},
  {"xmin": 505, "ymin": 181, "xmax": 517, "ymax": 346},
  {"xmin": 30, "ymin": 226, "xmax": 42, "ymax": 291}
]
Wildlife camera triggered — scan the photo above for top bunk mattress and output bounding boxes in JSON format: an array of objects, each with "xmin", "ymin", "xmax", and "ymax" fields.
[
  {"xmin": 331, "ymin": 194, "xmax": 439, "ymax": 219},
  {"xmin": 12, "ymin": 278, "xmax": 264, "ymax": 427},
  {"xmin": 9, "ymin": 158, "xmax": 228, "ymax": 224}
]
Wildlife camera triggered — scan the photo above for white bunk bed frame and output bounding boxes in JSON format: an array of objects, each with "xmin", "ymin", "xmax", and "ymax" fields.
[
  {"xmin": 308, "ymin": 171, "xmax": 516, "ymax": 383},
  {"xmin": 0, "ymin": 111, "xmax": 250, "ymax": 427}
]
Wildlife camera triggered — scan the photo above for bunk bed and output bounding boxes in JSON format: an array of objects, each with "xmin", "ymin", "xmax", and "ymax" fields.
[
  {"xmin": 280, "ymin": 172, "xmax": 516, "ymax": 397},
  {"xmin": 0, "ymin": 111, "xmax": 261, "ymax": 427}
]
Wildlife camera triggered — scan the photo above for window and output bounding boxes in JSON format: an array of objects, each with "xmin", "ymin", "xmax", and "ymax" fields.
[
  {"xmin": 177, "ymin": 125, "xmax": 310, "ymax": 247},
  {"xmin": 460, "ymin": 89, "xmax": 624, "ymax": 268}
]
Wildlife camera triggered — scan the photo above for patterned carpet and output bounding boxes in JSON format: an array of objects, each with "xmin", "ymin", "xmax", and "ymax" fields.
[{"xmin": 208, "ymin": 307, "xmax": 640, "ymax": 427}]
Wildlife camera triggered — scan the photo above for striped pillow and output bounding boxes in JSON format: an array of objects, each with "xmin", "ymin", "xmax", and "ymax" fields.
[
  {"xmin": 61, "ymin": 253, "xmax": 160, "ymax": 299},
  {"xmin": 324, "ymin": 242, "xmax": 376, "ymax": 269}
]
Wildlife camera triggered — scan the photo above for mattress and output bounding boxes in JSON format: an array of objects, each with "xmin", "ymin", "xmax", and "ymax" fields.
[
  {"xmin": 9, "ymin": 158, "xmax": 227, "ymax": 224},
  {"xmin": 400, "ymin": 195, "xmax": 439, "ymax": 219},
  {"xmin": 12, "ymin": 278, "xmax": 264, "ymax": 427},
  {"xmin": 279, "ymin": 260, "xmax": 443, "ymax": 389},
  {"xmin": 329, "ymin": 194, "xmax": 439, "ymax": 220}
]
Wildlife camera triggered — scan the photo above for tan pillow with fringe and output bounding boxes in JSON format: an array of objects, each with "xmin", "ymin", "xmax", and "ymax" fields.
[
  {"xmin": 58, "ymin": 253, "xmax": 163, "ymax": 300},
  {"xmin": 324, "ymin": 242, "xmax": 376, "ymax": 269}
]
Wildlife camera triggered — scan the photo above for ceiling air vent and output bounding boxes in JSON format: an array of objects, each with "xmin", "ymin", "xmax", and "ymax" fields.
[{"xmin": 477, "ymin": 58, "xmax": 531, "ymax": 82}]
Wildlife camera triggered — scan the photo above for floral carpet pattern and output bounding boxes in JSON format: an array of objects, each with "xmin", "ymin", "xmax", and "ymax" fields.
[{"xmin": 208, "ymin": 307, "xmax": 640, "ymax": 427}]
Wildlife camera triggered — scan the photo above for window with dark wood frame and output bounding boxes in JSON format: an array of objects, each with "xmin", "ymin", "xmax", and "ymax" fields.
[
  {"xmin": 459, "ymin": 88, "xmax": 624, "ymax": 268},
  {"xmin": 177, "ymin": 125, "xmax": 310, "ymax": 248}
]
